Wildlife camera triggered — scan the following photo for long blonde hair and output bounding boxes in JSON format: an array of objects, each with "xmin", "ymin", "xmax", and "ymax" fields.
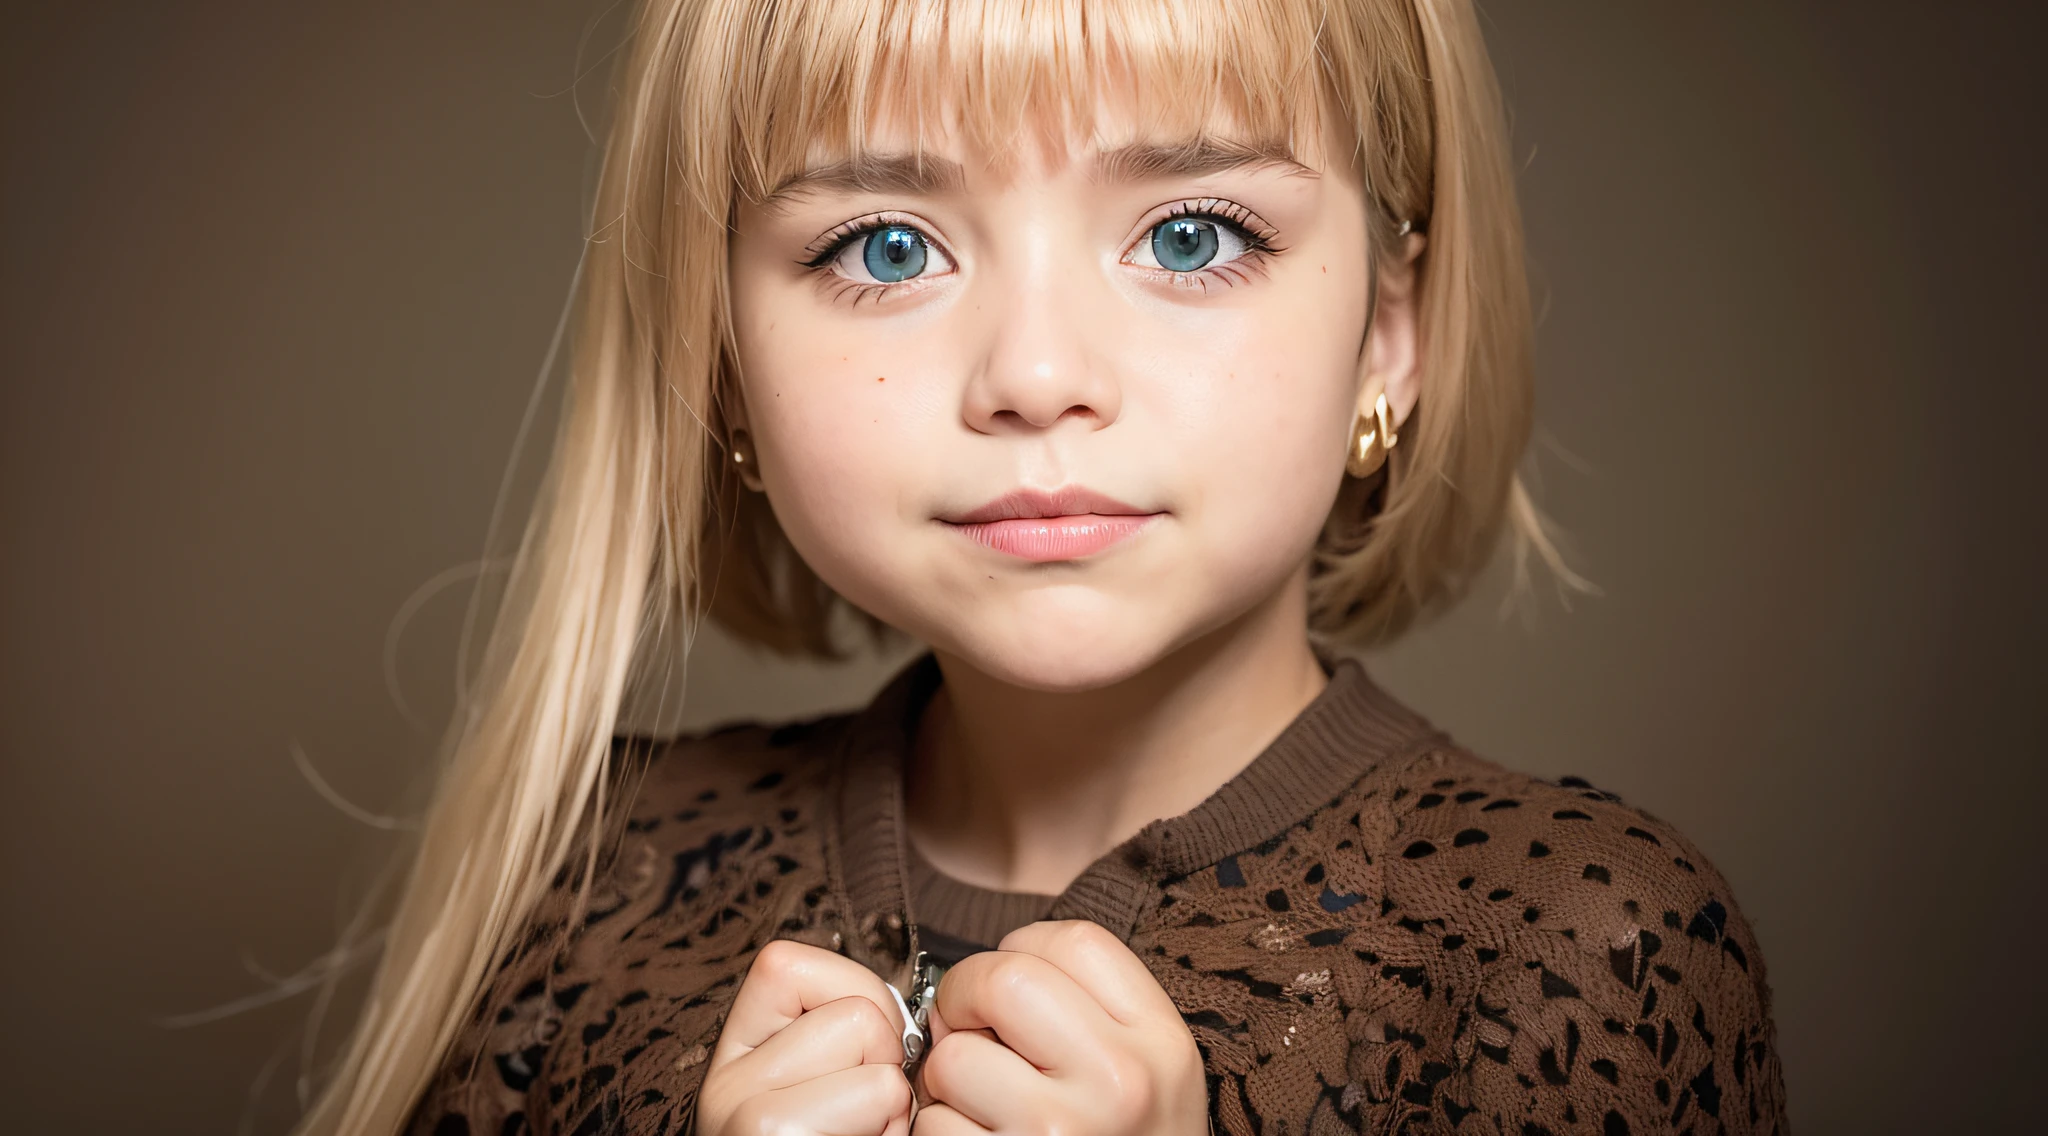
[{"xmin": 297, "ymin": 2, "xmax": 1554, "ymax": 1132}]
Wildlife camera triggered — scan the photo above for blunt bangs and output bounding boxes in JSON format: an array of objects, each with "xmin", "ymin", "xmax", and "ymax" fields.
[{"xmin": 721, "ymin": 0, "xmax": 1337, "ymax": 198}]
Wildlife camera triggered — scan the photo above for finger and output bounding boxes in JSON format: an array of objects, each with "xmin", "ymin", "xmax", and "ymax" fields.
[
  {"xmin": 724, "ymin": 994, "xmax": 907, "ymax": 1092},
  {"xmin": 920, "ymin": 1027, "xmax": 1044, "ymax": 1130},
  {"xmin": 910, "ymin": 1103, "xmax": 994, "ymax": 1136},
  {"xmin": 726, "ymin": 1062, "xmax": 910, "ymax": 1136},
  {"xmin": 998, "ymin": 919, "xmax": 1176, "ymax": 1026},
  {"xmin": 913, "ymin": 1026, "xmax": 1002, "ymax": 1089},
  {"xmin": 716, "ymin": 939, "xmax": 907, "ymax": 1060},
  {"xmin": 924, "ymin": 992, "xmax": 967, "ymax": 1049},
  {"xmin": 933, "ymin": 949, "xmax": 1115, "ymax": 1071}
]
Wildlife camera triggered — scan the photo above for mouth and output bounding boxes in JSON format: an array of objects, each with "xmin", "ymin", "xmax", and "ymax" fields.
[{"xmin": 939, "ymin": 487, "xmax": 1162, "ymax": 563}]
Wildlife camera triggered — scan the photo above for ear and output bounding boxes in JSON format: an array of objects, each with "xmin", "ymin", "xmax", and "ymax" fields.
[
  {"xmin": 723, "ymin": 373, "xmax": 752, "ymax": 433},
  {"xmin": 1358, "ymin": 232, "xmax": 1426, "ymax": 425},
  {"xmin": 722, "ymin": 385, "xmax": 767, "ymax": 493}
]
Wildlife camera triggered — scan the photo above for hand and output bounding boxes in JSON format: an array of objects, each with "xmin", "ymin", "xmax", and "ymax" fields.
[
  {"xmin": 916, "ymin": 921, "xmax": 1208, "ymax": 1136},
  {"xmin": 696, "ymin": 939, "xmax": 914, "ymax": 1136}
]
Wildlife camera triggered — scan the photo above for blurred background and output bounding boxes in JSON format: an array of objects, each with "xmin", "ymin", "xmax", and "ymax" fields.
[{"xmin": 4, "ymin": 1, "xmax": 2044, "ymax": 1132}]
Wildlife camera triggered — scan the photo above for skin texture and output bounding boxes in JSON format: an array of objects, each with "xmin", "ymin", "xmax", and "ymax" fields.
[
  {"xmin": 696, "ymin": 941, "xmax": 914, "ymax": 1136},
  {"xmin": 917, "ymin": 921, "xmax": 1209, "ymax": 1136},
  {"xmin": 709, "ymin": 108, "xmax": 1426, "ymax": 1134}
]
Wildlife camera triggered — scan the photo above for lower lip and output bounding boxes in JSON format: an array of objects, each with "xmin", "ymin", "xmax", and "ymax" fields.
[{"xmin": 948, "ymin": 514, "xmax": 1158, "ymax": 562}]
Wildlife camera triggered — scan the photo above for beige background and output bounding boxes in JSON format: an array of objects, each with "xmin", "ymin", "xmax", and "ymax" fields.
[{"xmin": 4, "ymin": 2, "xmax": 2043, "ymax": 1132}]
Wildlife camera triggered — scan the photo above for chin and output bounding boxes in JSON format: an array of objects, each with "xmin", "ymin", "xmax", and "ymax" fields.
[{"xmin": 921, "ymin": 589, "xmax": 1190, "ymax": 693}]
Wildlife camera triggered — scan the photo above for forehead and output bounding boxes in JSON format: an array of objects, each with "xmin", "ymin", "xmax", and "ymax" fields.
[{"xmin": 725, "ymin": 0, "xmax": 1338, "ymax": 200}]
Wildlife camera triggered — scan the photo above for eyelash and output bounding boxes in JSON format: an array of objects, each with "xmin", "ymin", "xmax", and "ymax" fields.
[
  {"xmin": 799, "ymin": 212, "xmax": 915, "ymax": 267},
  {"xmin": 1131, "ymin": 198, "xmax": 1284, "ymax": 291},
  {"xmin": 799, "ymin": 211, "xmax": 942, "ymax": 306},
  {"xmin": 796, "ymin": 198, "xmax": 1285, "ymax": 303}
]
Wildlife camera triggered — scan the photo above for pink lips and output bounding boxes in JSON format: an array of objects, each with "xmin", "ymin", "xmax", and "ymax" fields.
[{"xmin": 942, "ymin": 487, "xmax": 1160, "ymax": 563}]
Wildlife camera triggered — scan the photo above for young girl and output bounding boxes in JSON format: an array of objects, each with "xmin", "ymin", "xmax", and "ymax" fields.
[{"xmin": 303, "ymin": 1, "xmax": 1786, "ymax": 1132}]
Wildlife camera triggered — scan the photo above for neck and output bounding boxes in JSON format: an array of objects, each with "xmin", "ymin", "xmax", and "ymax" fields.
[{"xmin": 903, "ymin": 572, "xmax": 1327, "ymax": 896}]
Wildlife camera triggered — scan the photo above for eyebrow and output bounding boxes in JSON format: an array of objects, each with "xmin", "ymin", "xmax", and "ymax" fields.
[
  {"xmin": 762, "ymin": 155, "xmax": 966, "ymax": 208},
  {"xmin": 760, "ymin": 136, "xmax": 1313, "ymax": 208},
  {"xmin": 1094, "ymin": 138, "xmax": 1316, "ymax": 184}
]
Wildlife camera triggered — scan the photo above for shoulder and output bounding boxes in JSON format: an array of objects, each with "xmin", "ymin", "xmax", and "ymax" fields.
[
  {"xmin": 408, "ymin": 711, "xmax": 857, "ymax": 1134},
  {"xmin": 584, "ymin": 710, "xmax": 854, "ymax": 928},
  {"xmin": 1352, "ymin": 746, "xmax": 1787, "ymax": 1131},
  {"xmin": 615, "ymin": 710, "xmax": 853, "ymax": 841},
  {"xmin": 1368, "ymin": 747, "xmax": 1763, "ymax": 982},
  {"xmin": 582, "ymin": 711, "xmax": 851, "ymax": 926},
  {"xmin": 1145, "ymin": 740, "xmax": 1784, "ymax": 1131}
]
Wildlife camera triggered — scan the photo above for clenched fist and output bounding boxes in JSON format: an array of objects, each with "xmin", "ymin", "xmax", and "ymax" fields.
[
  {"xmin": 697, "ymin": 939, "xmax": 914, "ymax": 1136},
  {"xmin": 916, "ymin": 921, "xmax": 1208, "ymax": 1136}
]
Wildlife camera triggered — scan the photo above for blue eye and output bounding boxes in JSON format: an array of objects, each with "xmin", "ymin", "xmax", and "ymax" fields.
[
  {"xmin": 863, "ymin": 226, "xmax": 928, "ymax": 282},
  {"xmin": 1151, "ymin": 218, "xmax": 1220, "ymax": 272}
]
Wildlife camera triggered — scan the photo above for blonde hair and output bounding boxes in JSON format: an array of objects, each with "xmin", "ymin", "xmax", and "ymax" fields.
[{"xmin": 296, "ymin": 2, "xmax": 1555, "ymax": 1132}]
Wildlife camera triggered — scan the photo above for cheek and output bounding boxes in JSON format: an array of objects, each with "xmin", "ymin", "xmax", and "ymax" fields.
[
  {"xmin": 1122, "ymin": 271, "xmax": 1368, "ymax": 567},
  {"xmin": 729, "ymin": 273, "xmax": 953, "ymax": 586}
]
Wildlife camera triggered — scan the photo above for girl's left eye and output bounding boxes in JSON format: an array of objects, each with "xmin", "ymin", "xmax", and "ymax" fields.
[
  {"xmin": 1129, "ymin": 215, "xmax": 1256, "ymax": 273},
  {"xmin": 823, "ymin": 224, "xmax": 952, "ymax": 284}
]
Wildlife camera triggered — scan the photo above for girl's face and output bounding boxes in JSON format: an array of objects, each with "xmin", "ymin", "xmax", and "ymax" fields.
[{"xmin": 729, "ymin": 109, "xmax": 1391, "ymax": 692}]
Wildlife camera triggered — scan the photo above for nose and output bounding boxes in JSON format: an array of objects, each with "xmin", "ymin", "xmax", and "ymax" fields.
[{"xmin": 959, "ymin": 242, "xmax": 1122, "ymax": 434}]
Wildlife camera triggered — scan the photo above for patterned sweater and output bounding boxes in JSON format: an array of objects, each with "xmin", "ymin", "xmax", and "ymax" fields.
[{"xmin": 408, "ymin": 655, "xmax": 1787, "ymax": 1134}]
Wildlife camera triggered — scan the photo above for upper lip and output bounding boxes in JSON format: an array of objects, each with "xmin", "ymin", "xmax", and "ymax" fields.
[{"xmin": 943, "ymin": 487, "xmax": 1154, "ymax": 524}]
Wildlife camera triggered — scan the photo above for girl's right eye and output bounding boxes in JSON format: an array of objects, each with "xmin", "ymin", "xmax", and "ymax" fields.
[{"xmin": 812, "ymin": 223, "xmax": 953, "ymax": 285}]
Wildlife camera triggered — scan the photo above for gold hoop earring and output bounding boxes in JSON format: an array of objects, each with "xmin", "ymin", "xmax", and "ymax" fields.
[{"xmin": 1345, "ymin": 392, "xmax": 1399, "ymax": 478}]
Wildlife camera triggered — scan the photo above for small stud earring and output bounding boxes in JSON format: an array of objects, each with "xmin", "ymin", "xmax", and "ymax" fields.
[
  {"xmin": 1345, "ymin": 392, "xmax": 1400, "ymax": 478},
  {"xmin": 729, "ymin": 429, "xmax": 764, "ymax": 491}
]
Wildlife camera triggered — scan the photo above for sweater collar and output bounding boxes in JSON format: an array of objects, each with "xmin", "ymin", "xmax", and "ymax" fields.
[{"xmin": 827, "ymin": 650, "xmax": 1445, "ymax": 954}]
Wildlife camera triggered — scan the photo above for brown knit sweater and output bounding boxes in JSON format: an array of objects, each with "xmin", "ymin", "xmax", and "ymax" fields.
[{"xmin": 408, "ymin": 655, "xmax": 1786, "ymax": 1134}]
